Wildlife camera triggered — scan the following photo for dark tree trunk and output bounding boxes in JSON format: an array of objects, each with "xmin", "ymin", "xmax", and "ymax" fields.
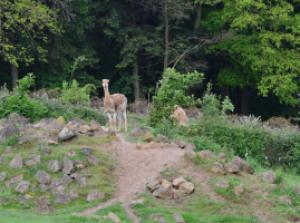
[
  {"xmin": 163, "ymin": 0, "xmax": 169, "ymax": 70},
  {"xmin": 133, "ymin": 54, "xmax": 141, "ymax": 101},
  {"xmin": 194, "ymin": 4, "xmax": 202, "ymax": 31},
  {"xmin": 11, "ymin": 64, "xmax": 18, "ymax": 89},
  {"xmin": 241, "ymin": 88, "xmax": 248, "ymax": 115}
]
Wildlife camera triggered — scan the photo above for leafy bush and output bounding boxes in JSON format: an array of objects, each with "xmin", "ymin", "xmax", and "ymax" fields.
[
  {"xmin": 42, "ymin": 99, "xmax": 107, "ymax": 125},
  {"xmin": 0, "ymin": 74, "xmax": 48, "ymax": 121},
  {"xmin": 149, "ymin": 68, "xmax": 203, "ymax": 125},
  {"xmin": 60, "ymin": 79, "xmax": 95, "ymax": 105}
]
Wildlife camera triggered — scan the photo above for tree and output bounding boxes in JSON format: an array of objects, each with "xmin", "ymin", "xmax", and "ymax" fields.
[
  {"xmin": 0, "ymin": 0, "xmax": 60, "ymax": 88},
  {"xmin": 208, "ymin": 0, "xmax": 300, "ymax": 107}
]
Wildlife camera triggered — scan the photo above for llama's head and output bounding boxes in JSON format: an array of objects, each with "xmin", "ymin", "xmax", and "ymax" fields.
[{"xmin": 102, "ymin": 79, "xmax": 109, "ymax": 89}]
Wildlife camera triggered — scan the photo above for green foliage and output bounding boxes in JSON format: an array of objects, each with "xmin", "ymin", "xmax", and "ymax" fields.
[
  {"xmin": 42, "ymin": 99, "xmax": 106, "ymax": 125},
  {"xmin": 0, "ymin": 75, "xmax": 48, "ymax": 121},
  {"xmin": 60, "ymin": 80, "xmax": 95, "ymax": 106},
  {"xmin": 150, "ymin": 68, "xmax": 203, "ymax": 125}
]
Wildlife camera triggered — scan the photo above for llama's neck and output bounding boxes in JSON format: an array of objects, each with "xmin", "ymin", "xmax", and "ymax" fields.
[{"xmin": 103, "ymin": 86, "xmax": 110, "ymax": 98}]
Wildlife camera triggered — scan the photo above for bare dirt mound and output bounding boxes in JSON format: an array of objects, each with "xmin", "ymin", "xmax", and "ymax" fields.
[{"xmin": 80, "ymin": 134, "xmax": 187, "ymax": 222}]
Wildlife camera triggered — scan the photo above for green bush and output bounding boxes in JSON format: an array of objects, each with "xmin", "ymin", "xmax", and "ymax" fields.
[
  {"xmin": 60, "ymin": 79, "xmax": 95, "ymax": 105},
  {"xmin": 0, "ymin": 74, "xmax": 48, "ymax": 121},
  {"xmin": 42, "ymin": 99, "xmax": 107, "ymax": 125},
  {"xmin": 149, "ymin": 68, "xmax": 203, "ymax": 125}
]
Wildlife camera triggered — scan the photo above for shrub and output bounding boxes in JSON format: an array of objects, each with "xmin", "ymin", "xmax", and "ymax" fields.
[
  {"xmin": 0, "ymin": 74, "xmax": 48, "ymax": 121},
  {"xmin": 149, "ymin": 68, "xmax": 203, "ymax": 125},
  {"xmin": 60, "ymin": 79, "xmax": 95, "ymax": 105},
  {"xmin": 41, "ymin": 99, "xmax": 107, "ymax": 125}
]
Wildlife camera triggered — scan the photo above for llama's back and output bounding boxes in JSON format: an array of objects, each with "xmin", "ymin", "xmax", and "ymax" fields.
[{"xmin": 111, "ymin": 93, "xmax": 127, "ymax": 111}]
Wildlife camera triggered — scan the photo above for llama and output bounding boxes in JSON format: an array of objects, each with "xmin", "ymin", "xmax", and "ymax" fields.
[
  {"xmin": 102, "ymin": 79, "xmax": 128, "ymax": 131},
  {"xmin": 170, "ymin": 105, "xmax": 189, "ymax": 126}
]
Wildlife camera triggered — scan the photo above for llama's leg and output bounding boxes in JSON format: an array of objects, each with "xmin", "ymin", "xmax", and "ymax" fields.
[
  {"xmin": 112, "ymin": 112, "xmax": 117, "ymax": 131},
  {"xmin": 123, "ymin": 110, "xmax": 128, "ymax": 132},
  {"xmin": 117, "ymin": 111, "xmax": 122, "ymax": 131},
  {"xmin": 107, "ymin": 113, "xmax": 113, "ymax": 129}
]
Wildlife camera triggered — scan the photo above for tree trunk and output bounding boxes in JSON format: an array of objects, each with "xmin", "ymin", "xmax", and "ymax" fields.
[
  {"xmin": 163, "ymin": 0, "xmax": 169, "ymax": 70},
  {"xmin": 133, "ymin": 54, "xmax": 141, "ymax": 101},
  {"xmin": 11, "ymin": 64, "xmax": 18, "ymax": 89},
  {"xmin": 240, "ymin": 88, "xmax": 248, "ymax": 115},
  {"xmin": 194, "ymin": 4, "xmax": 202, "ymax": 31}
]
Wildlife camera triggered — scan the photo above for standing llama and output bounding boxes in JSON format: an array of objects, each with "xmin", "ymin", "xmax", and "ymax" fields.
[{"xmin": 102, "ymin": 79, "xmax": 128, "ymax": 131}]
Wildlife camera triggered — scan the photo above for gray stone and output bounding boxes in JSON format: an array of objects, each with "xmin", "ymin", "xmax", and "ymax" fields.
[
  {"xmin": 42, "ymin": 147, "xmax": 52, "ymax": 156},
  {"xmin": 86, "ymin": 191, "xmax": 104, "ymax": 202},
  {"xmin": 178, "ymin": 181, "xmax": 195, "ymax": 195},
  {"xmin": 50, "ymin": 175, "xmax": 71, "ymax": 194},
  {"xmin": 232, "ymin": 156, "xmax": 254, "ymax": 174},
  {"xmin": 58, "ymin": 127, "xmax": 77, "ymax": 142},
  {"xmin": 40, "ymin": 184, "xmax": 50, "ymax": 192},
  {"xmin": 261, "ymin": 171, "xmax": 275, "ymax": 184},
  {"xmin": 35, "ymin": 171, "xmax": 51, "ymax": 185},
  {"xmin": 0, "ymin": 122, "xmax": 19, "ymax": 144},
  {"xmin": 153, "ymin": 184, "xmax": 172, "ymax": 199},
  {"xmin": 77, "ymin": 176, "xmax": 87, "ymax": 187},
  {"xmin": 48, "ymin": 160, "xmax": 61, "ymax": 173},
  {"xmin": 18, "ymin": 194, "xmax": 32, "ymax": 206},
  {"xmin": 15, "ymin": 181, "xmax": 30, "ymax": 193},
  {"xmin": 37, "ymin": 197, "xmax": 52, "ymax": 214},
  {"xmin": 225, "ymin": 162, "xmax": 240, "ymax": 174},
  {"xmin": 25, "ymin": 154, "xmax": 40, "ymax": 167},
  {"xmin": 173, "ymin": 213, "xmax": 185, "ymax": 223},
  {"xmin": 9, "ymin": 154, "xmax": 23, "ymax": 169},
  {"xmin": 55, "ymin": 194, "xmax": 71, "ymax": 204},
  {"xmin": 73, "ymin": 160, "xmax": 85, "ymax": 170},
  {"xmin": 0, "ymin": 172, "xmax": 7, "ymax": 181},
  {"xmin": 5, "ymin": 174, "xmax": 23, "ymax": 187},
  {"xmin": 211, "ymin": 162, "xmax": 226, "ymax": 175},
  {"xmin": 146, "ymin": 176, "xmax": 162, "ymax": 192},
  {"xmin": 172, "ymin": 177, "xmax": 186, "ymax": 188},
  {"xmin": 62, "ymin": 157, "xmax": 74, "ymax": 174}
]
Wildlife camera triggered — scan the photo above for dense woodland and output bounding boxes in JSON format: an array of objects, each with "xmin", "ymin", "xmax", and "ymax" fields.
[{"xmin": 1, "ymin": 0, "xmax": 300, "ymax": 118}]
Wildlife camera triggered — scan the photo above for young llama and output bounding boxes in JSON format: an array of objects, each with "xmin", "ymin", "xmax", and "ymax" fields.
[{"xmin": 102, "ymin": 79, "xmax": 128, "ymax": 131}]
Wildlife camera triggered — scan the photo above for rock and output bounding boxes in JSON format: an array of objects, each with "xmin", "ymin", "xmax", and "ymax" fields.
[
  {"xmin": 35, "ymin": 171, "xmax": 51, "ymax": 185},
  {"xmin": 9, "ymin": 154, "xmax": 23, "ymax": 169},
  {"xmin": 143, "ymin": 131, "xmax": 154, "ymax": 143},
  {"xmin": 279, "ymin": 195, "xmax": 292, "ymax": 205},
  {"xmin": 173, "ymin": 213, "xmax": 185, "ymax": 223},
  {"xmin": 50, "ymin": 175, "xmax": 72, "ymax": 194},
  {"xmin": 55, "ymin": 194, "xmax": 71, "ymax": 204},
  {"xmin": 86, "ymin": 191, "xmax": 104, "ymax": 202},
  {"xmin": 172, "ymin": 177, "xmax": 186, "ymax": 188},
  {"xmin": 0, "ymin": 121, "xmax": 19, "ymax": 144},
  {"xmin": 15, "ymin": 181, "xmax": 30, "ymax": 193},
  {"xmin": 172, "ymin": 189, "xmax": 186, "ymax": 200},
  {"xmin": 58, "ymin": 127, "xmax": 77, "ymax": 142},
  {"xmin": 234, "ymin": 185, "xmax": 245, "ymax": 196},
  {"xmin": 48, "ymin": 160, "xmax": 61, "ymax": 173},
  {"xmin": 73, "ymin": 160, "xmax": 86, "ymax": 170},
  {"xmin": 107, "ymin": 212, "xmax": 121, "ymax": 223},
  {"xmin": 37, "ymin": 197, "xmax": 52, "ymax": 214},
  {"xmin": 198, "ymin": 150, "xmax": 215, "ymax": 160},
  {"xmin": 81, "ymin": 147, "xmax": 93, "ymax": 156},
  {"xmin": 153, "ymin": 180, "xmax": 172, "ymax": 199},
  {"xmin": 215, "ymin": 180, "xmax": 229, "ymax": 189},
  {"xmin": 62, "ymin": 157, "xmax": 74, "ymax": 174},
  {"xmin": 5, "ymin": 174, "xmax": 23, "ymax": 187},
  {"xmin": 224, "ymin": 162, "xmax": 240, "ymax": 174},
  {"xmin": 179, "ymin": 181, "xmax": 195, "ymax": 195},
  {"xmin": 18, "ymin": 194, "xmax": 32, "ymax": 206},
  {"xmin": 89, "ymin": 120, "xmax": 102, "ymax": 132},
  {"xmin": 184, "ymin": 150, "xmax": 196, "ymax": 160},
  {"xmin": 232, "ymin": 156, "xmax": 254, "ymax": 174},
  {"xmin": 73, "ymin": 174, "xmax": 87, "ymax": 187},
  {"xmin": 87, "ymin": 155, "xmax": 99, "ymax": 166},
  {"xmin": 40, "ymin": 184, "xmax": 50, "ymax": 192},
  {"xmin": 211, "ymin": 162, "xmax": 226, "ymax": 175},
  {"xmin": 175, "ymin": 140, "xmax": 186, "ymax": 149},
  {"xmin": 130, "ymin": 198, "xmax": 145, "ymax": 206},
  {"xmin": 151, "ymin": 214, "xmax": 166, "ymax": 223},
  {"xmin": 146, "ymin": 176, "xmax": 162, "ymax": 192},
  {"xmin": 0, "ymin": 172, "xmax": 7, "ymax": 181},
  {"xmin": 69, "ymin": 190, "xmax": 79, "ymax": 200},
  {"xmin": 25, "ymin": 154, "xmax": 41, "ymax": 167},
  {"xmin": 79, "ymin": 125, "xmax": 90, "ymax": 134},
  {"xmin": 56, "ymin": 116, "xmax": 65, "ymax": 125},
  {"xmin": 261, "ymin": 171, "xmax": 275, "ymax": 184},
  {"xmin": 8, "ymin": 113, "xmax": 28, "ymax": 126}
]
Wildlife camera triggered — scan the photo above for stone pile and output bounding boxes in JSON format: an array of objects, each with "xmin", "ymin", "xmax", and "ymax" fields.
[{"xmin": 147, "ymin": 176, "xmax": 195, "ymax": 200}]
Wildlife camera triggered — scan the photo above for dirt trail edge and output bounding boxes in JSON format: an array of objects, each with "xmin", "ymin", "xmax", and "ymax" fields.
[{"xmin": 80, "ymin": 134, "xmax": 186, "ymax": 223}]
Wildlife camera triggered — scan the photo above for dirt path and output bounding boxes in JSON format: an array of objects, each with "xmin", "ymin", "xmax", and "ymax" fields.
[{"xmin": 81, "ymin": 134, "xmax": 186, "ymax": 222}]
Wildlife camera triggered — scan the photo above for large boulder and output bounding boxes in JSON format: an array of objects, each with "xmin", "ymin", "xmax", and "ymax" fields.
[
  {"xmin": 9, "ymin": 154, "xmax": 23, "ymax": 169},
  {"xmin": 58, "ymin": 127, "xmax": 77, "ymax": 142},
  {"xmin": 178, "ymin": 181, "xmax": 195, "ymax": 195}
]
